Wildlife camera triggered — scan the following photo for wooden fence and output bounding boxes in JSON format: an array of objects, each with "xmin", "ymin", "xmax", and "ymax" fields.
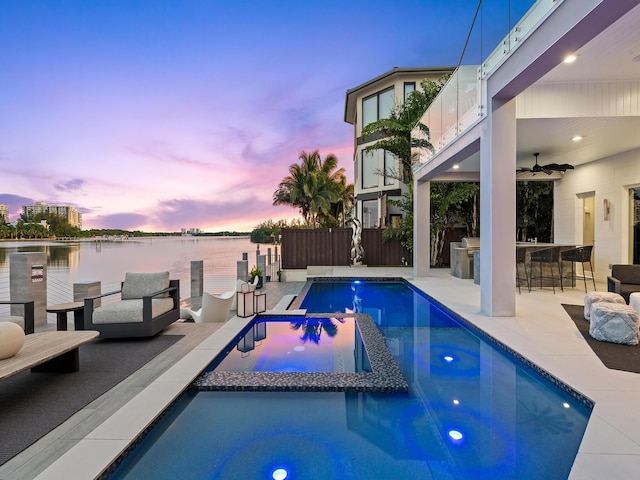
[{"xmin": 281, "ymin": 228, "xmax": 412, "ymax": 269}]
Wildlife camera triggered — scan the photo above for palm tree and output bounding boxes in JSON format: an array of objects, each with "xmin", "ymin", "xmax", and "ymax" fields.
[
  {"xmin": 273, "ymin": 150, "xmax": 353, "ymax": 228},
  {"xmin": 361, "ymin": 77, "xmax": 449, "ymax": 184}
]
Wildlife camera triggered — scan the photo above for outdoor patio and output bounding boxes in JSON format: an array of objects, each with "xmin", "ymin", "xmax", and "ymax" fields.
[{"xmin": 2, "ymin": 267, "xmax": 639, "ymax": 479}]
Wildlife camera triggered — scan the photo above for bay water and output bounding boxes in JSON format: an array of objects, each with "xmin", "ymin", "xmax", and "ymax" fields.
[{"xmin": 0, "ymin": 236, "xmax": 264, "ymax": 305}]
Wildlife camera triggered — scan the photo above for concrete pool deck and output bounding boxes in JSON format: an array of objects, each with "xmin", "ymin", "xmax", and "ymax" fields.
[{"xmin": 3, "ymin": 268, "xmax": 639, "ymax": 479}]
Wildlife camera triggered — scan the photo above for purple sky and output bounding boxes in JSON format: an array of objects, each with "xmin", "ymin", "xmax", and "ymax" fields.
[{"xmin": 0, "ymin": 0, "xmax": 531, "ymax": 232}]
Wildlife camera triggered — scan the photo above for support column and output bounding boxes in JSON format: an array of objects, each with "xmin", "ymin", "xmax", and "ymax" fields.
[
  {"xmin": 414, "ymin": 179, "xmax": 431, "ymax": 277},
  {"xmin": 73, "ymin": 281, "xmax": 101, "ymax": 307},
  {"xmin": 10, "ymin": 252, "xmax": 47, "ymax": 326},
  {"xmin": 190, "ymin": 260, "xmax": 204, "ymax": 298},
  {"xmin": 480, "ymin": 97, "xmax": 516, "ymax": 316},
  {"xmin": 237, "ymin": 259, "xmax": 248, "ymax": 282}
]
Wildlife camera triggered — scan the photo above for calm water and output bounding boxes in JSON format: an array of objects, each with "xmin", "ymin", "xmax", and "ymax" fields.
[
  {"xmin": 209, "ymin": 316, "xmax": 367, "ymax": 373},
  {"xmin": 108, "ymin": 280, "xmax": 591, "ymax": 480},
  {"xmin": 0, "ymin": 236, "xmax": 260, "ymax": 300}
]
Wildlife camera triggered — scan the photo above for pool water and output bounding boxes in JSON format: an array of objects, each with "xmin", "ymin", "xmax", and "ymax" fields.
[
  {"xmin": 208, "ymin": 316, "xmax": 368, "ymax": 373},
  {"xmin": 107, "ymin": 279, "xmax": 591, "ymax": 480}
]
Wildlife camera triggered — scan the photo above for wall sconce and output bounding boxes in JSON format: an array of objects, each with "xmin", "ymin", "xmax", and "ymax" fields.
[{"xmin": 603, "ymin": 199, "xmax": 611, "ymax": 221}]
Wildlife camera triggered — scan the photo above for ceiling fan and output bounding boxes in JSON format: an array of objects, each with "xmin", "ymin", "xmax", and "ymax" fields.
[{"xmin": 517, "ymin": 153, "xmax": 574, "ymax": 175}]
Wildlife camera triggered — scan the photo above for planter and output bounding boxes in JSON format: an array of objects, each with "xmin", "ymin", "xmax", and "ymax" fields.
[{"xmin": 252, "ymin": 275, "xmax": 264, "ymax": 289}]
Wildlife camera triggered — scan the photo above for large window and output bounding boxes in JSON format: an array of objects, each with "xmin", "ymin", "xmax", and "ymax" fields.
[
  {"xmin": 362, "ymin": 200, "xmax": 379, "ymax": 228},
  {"xmin": 362, "ymin": 87, "xmax": 395, "ymax": 129},
  {"xmin": 384, "ymin": 151, "xmax": 395, "ymax": 186},
  {"xmin": 362, "ymin": 150, "xmax": 378, "ymax": 189},
  {"xmin": 404, "ymin": 82, "xmax": 416, "ymax": 100}
]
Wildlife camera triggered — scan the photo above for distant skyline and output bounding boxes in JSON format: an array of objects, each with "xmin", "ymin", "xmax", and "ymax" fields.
[{"xmin": 0, "ymin": 0, "xmax": 532, "ymax": 232}]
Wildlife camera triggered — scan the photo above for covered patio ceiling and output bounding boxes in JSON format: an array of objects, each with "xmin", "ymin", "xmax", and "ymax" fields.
[{"xmin": 445, "ymin": 3, "xmax": 640, "ymax": 176}]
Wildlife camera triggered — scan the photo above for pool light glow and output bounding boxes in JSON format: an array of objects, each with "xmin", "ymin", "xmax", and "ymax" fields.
[
  {"xmin": 448, "ymin": 430, "xmax": 464, "ymax": 442},
  {"xmin": 443, "ymin": 355, "xmax": 454, "ymax": 363},
  {"xmin": 272, "ymin": 468, "xmax": 288, "ymax": 480}
]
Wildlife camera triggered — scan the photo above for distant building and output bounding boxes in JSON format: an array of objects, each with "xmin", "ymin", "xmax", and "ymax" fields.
[
  {"xmin": 22, "ymin": 201, "xmax": 82, "ymax": 229},
  {"xmin": 0, "ymin": 204, "xmax": 8, "ymax": 223},
  {"xmin": 182, "ymin": 227, "xmax": 202, "ymax": 236},
  {"xmin": 344, "ymin": 67, "xmax": 454, "ymax": 228}
]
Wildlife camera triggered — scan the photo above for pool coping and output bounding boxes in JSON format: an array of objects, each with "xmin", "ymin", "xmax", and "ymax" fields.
[{"xmin": 192, "ymin": 313, "xmax": 409, "ymax": 393}]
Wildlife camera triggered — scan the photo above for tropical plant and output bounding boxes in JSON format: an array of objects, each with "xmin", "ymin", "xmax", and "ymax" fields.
[
  {"xmin": 249, "ymin": 265, "xmax": 263, "ymax": 280},
  {"xmin": 383, "ymin": 183, "xmax": 414, "ymax": 251},
  {"xmin": 361, "ymin": 76, "xmax": 450, "ymax": 185},
  {"xmin": 430, "ymin": 182, "xmax": 480, "ymax": 266},
  {"xmin": 272, "ymin": 150, "xmax": 353, "ymax": 228},
  {"xmin": 319, "ymin": 174, "xmax": 354, "ymax": 228},
  {"xmin": 516, "ymin": 181, "xmax": 554, "ymax": 242}
]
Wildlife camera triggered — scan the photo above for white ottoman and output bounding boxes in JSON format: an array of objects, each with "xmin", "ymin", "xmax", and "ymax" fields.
[
  {"xmin": 584, "ymin": 291, "xmax": 625, "ymax": 321},
  {"xmin": 589, "ymin": 302, "xmax": 640, "ymax": 345},
  {"xmin": 630, "ymin": 292, "xmax": 640, "ymax": 316}
]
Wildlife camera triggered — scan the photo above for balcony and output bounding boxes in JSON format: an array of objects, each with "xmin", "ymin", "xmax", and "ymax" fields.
[{"xmin": 412, "ymin": 0, "xmax": 561, "ymax": 172}]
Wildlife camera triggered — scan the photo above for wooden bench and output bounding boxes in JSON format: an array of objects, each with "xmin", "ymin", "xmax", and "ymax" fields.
[{"xmin": 0, "ymin": 331, "xmax": 99, "ymax": 381}]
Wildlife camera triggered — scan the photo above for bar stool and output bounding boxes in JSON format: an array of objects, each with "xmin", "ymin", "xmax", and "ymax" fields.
[
  {"xmin": 560, "ymin": 245, "xmax": 596, "ymax": 293},
  {"xmin": 516, "ymin": 247, "xmax": 530, "ymax": 294},
  {"xmin": 530, "ymin": 246, "xmax": 562, "ymax": 293}
]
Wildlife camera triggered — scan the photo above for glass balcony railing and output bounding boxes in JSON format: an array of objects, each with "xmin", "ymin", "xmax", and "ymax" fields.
[{"xmin": 413, "ymin": 0, "xmax": 563, "ymax": 173}]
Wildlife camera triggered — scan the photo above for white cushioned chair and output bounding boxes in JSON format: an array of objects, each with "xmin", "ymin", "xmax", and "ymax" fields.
[{"xmin": 84, "ymin": 272, "xmax": 180, "ymax": 338}]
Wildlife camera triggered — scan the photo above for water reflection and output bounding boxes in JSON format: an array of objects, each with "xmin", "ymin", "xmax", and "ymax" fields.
[
  {"xmin": 0, "ymin": 243, "xmax": 81, "ymax": 269},
  {"xmin": 288, "ymin": 317, "xmax": 346, "ymax": 344}
]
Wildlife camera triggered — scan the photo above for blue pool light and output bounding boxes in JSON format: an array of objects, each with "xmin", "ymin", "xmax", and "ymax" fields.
[
  {"xmin": 443, "ymin": 355, "xmax": 454, "ymax": 363},
  {"xmin": 272, "ymin": 468, "xmax": 288, "ymax": 480},
  {"xmin": 448, "ymin": 429, "xmax": 464, "ymax": 443}
]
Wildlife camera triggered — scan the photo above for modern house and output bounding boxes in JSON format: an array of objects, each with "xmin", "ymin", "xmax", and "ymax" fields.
[
  {"xmin": 344, "ymin": 67, "xmax": 453, "ymax": 229},
  {"xmin": 412, "ymin": 0, "xmax": 640, "ymax": 316}
]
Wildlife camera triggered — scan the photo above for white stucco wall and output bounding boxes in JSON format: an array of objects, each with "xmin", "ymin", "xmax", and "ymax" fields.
[{"xmin": 554, "ymin": 147, "xmax": 640, "ymax": 280}]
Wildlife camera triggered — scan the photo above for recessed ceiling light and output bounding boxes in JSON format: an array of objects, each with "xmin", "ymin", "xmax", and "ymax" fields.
[
  {"xmin": 452, "ymin": 164, "xmax": 460, "ymax": 170},
  {"xmin": 564, "ymin": 54, "xmax": 577, "ymax": 63},
  {"xmin": 572, "ymin": 135, "xmax": 583, "ymax": 142}
]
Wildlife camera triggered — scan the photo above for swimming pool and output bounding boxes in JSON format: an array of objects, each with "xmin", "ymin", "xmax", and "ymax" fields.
[{"xmin": 105, "ymin": 279, "xmax": 592, "ymax": 479}]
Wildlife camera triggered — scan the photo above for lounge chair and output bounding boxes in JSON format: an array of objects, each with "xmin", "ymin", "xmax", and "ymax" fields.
[
  {"xmin": 184, "ymin": 288, "xmax": 236, "ymax": 323},
  {"xmin": 0, "ymin": 300, "xmax": 35, "ymax": 334},
  {"xmin": 607, "ymin": 264, "xmax": 640, "ymax": 303},
  {"xmin": 84, "ymin": 272, "xmax": 180, "ymax": 338}
]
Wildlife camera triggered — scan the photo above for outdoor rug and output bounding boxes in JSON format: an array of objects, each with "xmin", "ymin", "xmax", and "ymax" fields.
[
  {"xmin": 562, "ymin": 304, "xmax": 640, "ymax": 374},
  {"xmin": 0, "ymin": 334, "xmax": 183, "ymax": 465}
]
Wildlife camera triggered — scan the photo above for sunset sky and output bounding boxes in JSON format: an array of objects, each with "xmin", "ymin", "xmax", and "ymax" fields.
[{"xmin": 0, "ymin": 0, "xmax": 532, "ymax": 232}]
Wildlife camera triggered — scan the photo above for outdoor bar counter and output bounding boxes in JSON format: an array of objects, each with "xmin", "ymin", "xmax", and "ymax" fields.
[{"xmin": 473, "ymin": 243, "xmax": 578, "ymax": 288}]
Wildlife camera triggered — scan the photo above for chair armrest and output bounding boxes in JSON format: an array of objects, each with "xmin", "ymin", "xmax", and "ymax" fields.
[
  {"xmin": 607, "ymin": 276, "xmax": 620, "ymax": 293},
  {"xmin": 141, "ymin": 283, "xmax": 179, "ymax": 324},
  {"xmin": 84, "ymin": 290, "xmax": 122, "ymax": 313},
  {"xmin": 87, "ymin": 289, "xmax": 122, "ymax": 301},
  {"xmin": 0, "ymin": 300, "xmax": 35, "ymax": 334}
]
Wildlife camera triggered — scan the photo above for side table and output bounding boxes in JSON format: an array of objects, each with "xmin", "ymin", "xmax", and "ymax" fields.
[{"xmin": 46, "ymin": 302, "xmax": 85, "ymax": 331}]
